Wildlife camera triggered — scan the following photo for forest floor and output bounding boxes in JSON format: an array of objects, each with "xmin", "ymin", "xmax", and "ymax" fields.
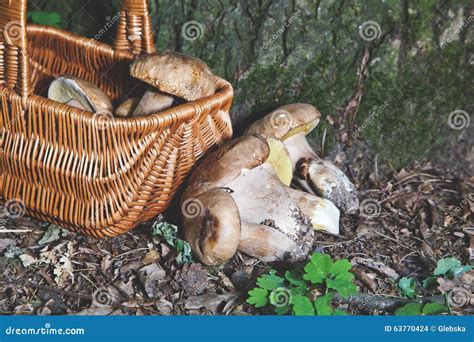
[{"xmin": 1, "ymin": 157, "xmax": 473, "ymax": 316}]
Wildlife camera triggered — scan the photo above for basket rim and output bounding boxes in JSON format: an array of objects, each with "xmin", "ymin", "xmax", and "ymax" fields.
[{"xmin": 18, "ymin": 24, "xmax": 234, "ymax": 133}]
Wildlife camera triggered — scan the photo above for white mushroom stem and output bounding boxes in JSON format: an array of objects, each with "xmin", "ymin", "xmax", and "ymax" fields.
[
  {"xmin": 282, "ymin": 132, "xmax": 318, "ymax": 168},
  {"xmin": 228, "ymin": 163, "xmax": 313, "ymax": 262},
  {"xmin": 285, "ymin": 187, "xmax": 340, "ymax": 235},
  {"xmin": 115, "ymin": 97, "xmax": 140, "ymax": 117},
  {"xmin": 284, "ymin": 132, "xmax": 359, "ymax": 213},
  {"xmin": 296, "ymin": 158, "xmax": 359, "ymax": 214},
  {"xmin": 132, "ymin": 87, "xmax": 174, "ymax": 117},
  {"xmin": 239, "ymin": 222, "xmax": 298, "ymax": 263}
]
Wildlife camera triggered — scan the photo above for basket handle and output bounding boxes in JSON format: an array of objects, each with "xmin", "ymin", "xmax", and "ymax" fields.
[
  {"xmin": 0, "ymin": 0, "xmax": 31, "ymax": 98},
  {"xmin": 114, "ymin": 0, "xmax": 156, "ymax": 55}
]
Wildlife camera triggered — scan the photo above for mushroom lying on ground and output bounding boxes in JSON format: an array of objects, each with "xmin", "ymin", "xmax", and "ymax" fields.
[
  {"xmin": 181, "ymin": 188, "xmax": 241, "ymax": 266},
  {"xmin": 48, "ymin": 76, "xmax": 113, "ymax": 115},
  {"xmin": 129, "ymin": 50, "xmax": 216, "ymax": 117},
  {"xmin": 246, "ymin": 103, "xmax": 359, "ymax": 213},
  {"xmin": 181, "ymin": 134, "xmax": 341, "ymax": 265}
]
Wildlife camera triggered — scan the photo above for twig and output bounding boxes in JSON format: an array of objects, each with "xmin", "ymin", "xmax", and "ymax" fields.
[
  {"xmin": 334, "ymin": 293, "xmax": 445, "ymax": 312},
  {"xmin": 0, "ymin": 276, "xmax": 92, "ymax": 301}
]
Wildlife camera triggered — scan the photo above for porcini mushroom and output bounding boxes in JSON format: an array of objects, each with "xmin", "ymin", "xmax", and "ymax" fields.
[
  {"xmin": 48, "ymin": 76, "xmax": 113, "ymax": 115},
  {"xmin": 246, "ymin": 103, "xmax": 359, "ymax": 213},
  {"xmin": 115, "ymin": 97, "xmax": 140, "ymax": 117},
  {"xmin": 130, "ymin": 50, "xmax": 216, "ymax": 101},
  {"xmin": 182, "ymin": 188, "xmax": 241, "ymax": 266},
  {"xmin": 181, "ymin": 134, "xmax": 314, "ymax": 265},
  {"xmin": 285, "ymin": 187, "xmax": 340, "ymax": 235},
  {"xmin": 131, "ymin": 88, "xmax": 174, "ymax": 117},
  {"xmin": 296, "ymin": 157, "xmax": 359, "ymax": 214}
]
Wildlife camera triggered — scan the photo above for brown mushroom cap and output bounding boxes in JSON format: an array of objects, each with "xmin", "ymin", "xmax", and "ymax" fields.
[
  {"xmin": 130, "ymin": 51, "xmax": 216, "ymax": 101},
  {"xmin": 182, "ymin": 188, "xmax": 241, "ymax": 266},
  {"xmin": 48, "ymin": 76, "xmax": 113, "ymax": 114},
  {"xmin": 183, "ymin": 134, "xmax": 270, "ymax": 200},
  {"xmin": 245, "ymin": 103, "xmax": 321, "ymax": 140}
]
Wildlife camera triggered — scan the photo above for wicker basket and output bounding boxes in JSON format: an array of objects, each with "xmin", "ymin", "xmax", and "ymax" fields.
[{"xmin": 0, "ymin": 0, "xmax": 233, "ymax": 237}]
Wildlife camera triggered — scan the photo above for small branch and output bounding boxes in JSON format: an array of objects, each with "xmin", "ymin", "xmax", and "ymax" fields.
[
  {"xmin": 334, "ymin": 293, "xmax": 446, "ymax": 312},
  {"xmin": 0, "ymin": 277, "xmax": 92, "ymax": 301}
]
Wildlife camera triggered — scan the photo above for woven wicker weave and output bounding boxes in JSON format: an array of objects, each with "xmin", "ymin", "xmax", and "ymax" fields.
[{"xmin": 0, "ymin": 0, "xmax": 233, "ymax": 237}]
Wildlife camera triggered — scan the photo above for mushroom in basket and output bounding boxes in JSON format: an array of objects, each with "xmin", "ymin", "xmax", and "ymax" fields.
[
  {"xmin": 48, "ymin": 76, "xmax": 113, "ymax": 115},
  {"xmin": 120, "ymin": 50, "xmax": 217, "ymax": 117}
]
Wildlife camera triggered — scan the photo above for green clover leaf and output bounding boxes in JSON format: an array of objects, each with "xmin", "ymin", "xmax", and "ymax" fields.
[
  {"xmin": 291, "ymin": 294, "xmax": 315, "ymax": 316},
  {"xmin": 314, "ymin": 293, "xmax": 334, "ymax": 316},
  {"xmin": 247, "ymin": 288, "xmax": 268, "ymax": 308}
]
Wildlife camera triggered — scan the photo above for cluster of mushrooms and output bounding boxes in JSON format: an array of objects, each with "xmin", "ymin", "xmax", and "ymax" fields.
[
  {"xmin": 48, "ymin": 50, "xmax": 217, "ymax": 118},
  {"xmin": 181, "ymin": 103, "xmax": 359, "ymax": 266},
  {"xmin": 46, "ymin": 50, "xmax": 359, "ymax": 267}
]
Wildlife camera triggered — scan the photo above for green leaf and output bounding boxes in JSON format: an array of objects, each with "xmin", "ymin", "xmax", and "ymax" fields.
[
  {"xmin": 314, "ymin": 293, "xmax": 333, "ymax": 316},
  {"xmin": 451, "ymin": 265, "xmax": 473, "ymax": 278},
  {"xmin": 326, "ymin": 272, "xmax": 357, "ymax": 298},
  {"xmin": 257, "ymin": 270, "xmax": 284, "ymax": 290},
  {"xmin": 152, "ymin": 221, "xmax": 178, "ymax": 243},
  {"xmin": 422, "ymin": 276, "xmax": 437, "ymax": 288},
  {"xmin": 399, "ymin": 277, "xmax": 417, "ymax": 299},
  {"xmin": 422, "ymin": 302, "xmax": 448, "ymax": 315},
  {"xmin": 330, "ymin": 259, "xmax": 352, "ymax": 276},
  {"xmin": 334, "ymin": 309, "xmax": 349, "ymax": 316},
  {"xmin": 274, "ymin": 305, "xmax": 291, "ymax": 315},
  {"xmin": 30, "ymin": 12, "xmax": 61, "ymax": 27},
  {"xmin": 152, "ymin": 221, "xmax": 191, "ymax": 264},
  {"xmin": 247, "ymin": 288, "xmax": 268, "ymax": 308},
  {"xmin": 433, "ymin": 257, "xmax": 461, "ymax": 276},
  {"xmin": 395, "ymin": 302, "xmax": 423, "ymax": 316},
  {"xmin": 291, "ymin": 294, "xmax": 315, "ymax": 316},
  {"xmin": 303, "ymin": 253, "xmax": 333, "ymax": 284},
  {"xmin": 284, "ymin": 270, "xmax": 308, "ymax": 292},
  {"xmin": 175, "ymin": 239, "xmax": 192, "ymax": 264}
]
